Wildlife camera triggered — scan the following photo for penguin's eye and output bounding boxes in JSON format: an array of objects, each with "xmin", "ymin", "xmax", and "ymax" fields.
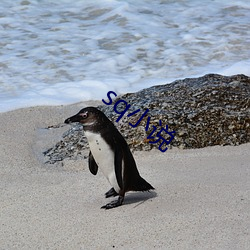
[{"xmin": 79, "ymin": 112, "xmax": 88, "ymax": 119}]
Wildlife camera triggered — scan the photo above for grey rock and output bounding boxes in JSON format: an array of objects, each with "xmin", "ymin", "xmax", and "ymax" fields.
[{"xmin": 43, "ymin": 74, "xmax": 250, "ymax": 164}]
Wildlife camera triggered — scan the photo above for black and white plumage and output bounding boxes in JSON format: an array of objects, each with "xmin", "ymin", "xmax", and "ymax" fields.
[{"xmin": 65, "ymin": 107, "xmax": 154, "ymax": 209}]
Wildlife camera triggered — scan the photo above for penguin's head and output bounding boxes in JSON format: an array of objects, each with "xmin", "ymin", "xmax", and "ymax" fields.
[{"xmin": 65, "ymin": 107, "xmax": 109, "ymax": 129}]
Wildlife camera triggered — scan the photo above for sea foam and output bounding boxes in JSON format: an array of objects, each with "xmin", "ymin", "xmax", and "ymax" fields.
[{"xmin": 0, "ymin": 0, "xmax": 249, "ymax": 112}]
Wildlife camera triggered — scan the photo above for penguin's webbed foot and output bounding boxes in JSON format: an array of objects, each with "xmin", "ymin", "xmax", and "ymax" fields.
[
  {"xmin": 101, "ymin": 196, "xmax": 124, "ymax": 209},
  {"xmin": 105, "ymin": 187, "xmax": 118, "ymax": 198}
]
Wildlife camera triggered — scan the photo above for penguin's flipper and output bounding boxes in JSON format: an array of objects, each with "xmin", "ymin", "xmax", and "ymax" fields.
[
  {"xmin": 105, "ymin": 187, "xmax": 118, "ymax": 198},
  {"xmin": 114, "ymin": 146, "xmax": 124, "ymax": 190},
  {"xmin": 88, "ymin": 151, "xmax": 98, "ymax": 175}
]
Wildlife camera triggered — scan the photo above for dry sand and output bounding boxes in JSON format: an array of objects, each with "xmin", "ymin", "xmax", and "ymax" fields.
[{"xmin": 0, "ymin": 102, "xmax": 249, "ymax": 249}]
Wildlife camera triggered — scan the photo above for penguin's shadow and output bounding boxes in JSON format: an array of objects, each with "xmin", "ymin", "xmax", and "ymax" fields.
[{"xmin": 123, "ymin": 191, "xmax": 157, "ymax": 208}]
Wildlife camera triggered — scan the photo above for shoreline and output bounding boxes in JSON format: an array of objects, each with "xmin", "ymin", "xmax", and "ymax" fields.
[{"xmin": 0, "ymin": 103, "xmax": 249, "ymax": 249}]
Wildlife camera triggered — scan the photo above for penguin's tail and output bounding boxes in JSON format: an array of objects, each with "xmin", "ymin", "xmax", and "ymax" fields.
[{"xmin": 132, "ymin": 176, "xmax": 154, "ymax": 192}]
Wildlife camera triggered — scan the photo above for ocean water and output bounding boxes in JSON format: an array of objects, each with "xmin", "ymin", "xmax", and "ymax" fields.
[{"xmin": 0, "ymin": 0, "xmax": 249, "ymax": 112}]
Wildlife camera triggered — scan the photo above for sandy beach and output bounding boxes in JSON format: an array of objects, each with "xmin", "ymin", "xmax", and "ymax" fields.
[{"xmin": 0, "ymin": 102, "xmax": 249, "ymax": 249}]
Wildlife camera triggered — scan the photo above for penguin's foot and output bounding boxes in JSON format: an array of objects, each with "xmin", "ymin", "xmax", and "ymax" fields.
[
  {"xmin": 101, "ymin": 196, "xmax": 124, "ymax": 209},
  {"xmin": 105, "ymin": 187, "xmax": 118, "ymax": 198}
]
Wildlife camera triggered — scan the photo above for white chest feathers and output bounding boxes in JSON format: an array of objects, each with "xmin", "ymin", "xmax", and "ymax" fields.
[{"xmin": 84, "ymin": 131, "xmax": 120, "ymax": 193}]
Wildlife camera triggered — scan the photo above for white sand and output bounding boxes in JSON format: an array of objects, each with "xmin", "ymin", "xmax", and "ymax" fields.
[{"xmin": 0, "ymin": 103, "xmax": 249, "ymax": 249}]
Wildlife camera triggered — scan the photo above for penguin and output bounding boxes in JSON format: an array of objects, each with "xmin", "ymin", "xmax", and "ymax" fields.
[{"xmin": 65, "ymin": 107, "xmax": 154, "ymax": 209}]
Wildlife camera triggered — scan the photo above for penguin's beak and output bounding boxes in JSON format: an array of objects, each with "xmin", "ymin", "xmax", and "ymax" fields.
[{"xmin": 64, "ymin": 114, "xmax": 81, "ymax": 124}]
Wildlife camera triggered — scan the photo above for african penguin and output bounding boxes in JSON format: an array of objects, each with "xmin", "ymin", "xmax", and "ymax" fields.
[{"xmin": 65, "ymin": 107, "xmax": 154, "ymax": 209}]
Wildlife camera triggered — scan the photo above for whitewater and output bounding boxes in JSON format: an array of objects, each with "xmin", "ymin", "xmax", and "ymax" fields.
[{"xmin": 0, "ymin": 0, "xmax": 249, "ymax": 112}]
